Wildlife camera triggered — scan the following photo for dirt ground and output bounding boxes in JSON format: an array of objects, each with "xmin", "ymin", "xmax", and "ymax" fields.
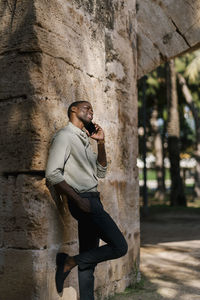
[{"xmin": 109, "ymin": 206, "xmax": 200, "ymax": 300}]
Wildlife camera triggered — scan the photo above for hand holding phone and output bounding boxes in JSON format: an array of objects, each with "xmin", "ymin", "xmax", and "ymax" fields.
[
  {"xmin": 85, "ymin": 122, "xmax": 105, "ymax": 141},
  {"xmin": 84, "ymin": 122, "xmax": 97, "ymax": 135}
]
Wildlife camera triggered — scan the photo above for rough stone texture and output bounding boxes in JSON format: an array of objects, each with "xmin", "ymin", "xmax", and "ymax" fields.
[
  {"xmin": 0, "ymin": 0, "xmax": 138, "ymax": 299},
  {"xmin": 137, "ymin": 0, "xmax": 200, "ymax": 78},
  {"xmin": 0, "ymin": 248, "xmax": 78, "ymax": 300},
  {"xmin": 0, "ymin": 174, "xmax": 80, "ymax": 299}
]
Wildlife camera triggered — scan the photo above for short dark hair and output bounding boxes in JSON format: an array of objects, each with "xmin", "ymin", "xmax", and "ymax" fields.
[{"xmin": 67, "ymin": 101, "xmax": 88, "ymax": 118}]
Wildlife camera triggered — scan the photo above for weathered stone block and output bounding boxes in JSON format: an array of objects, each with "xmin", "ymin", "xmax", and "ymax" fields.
[
  {"xmin": 0, "ymin": 175, "xmax": 78, "ymax": 250},
  {"xmin": 0, "ymin": 54, "xmax": 36, "ymax": 100},
  {"xmin": 0, "ymin": 248, "xmax": 78, "ymax": 300},
  {"xmin": 0, "ymin": 0, "xmax": 38, "ymax": 54},
  {"xmin": 0, "ymin": 97, "xmax": 68, "ymax": 172},
  {"xmin": 34, "ymin": 0, "xmax": 106, "ymax": 80},
  {"xmin": 137, "ymin": 0, "xmax": 200, "ymax": 77},
  {"xmin": 0, "ymin": 0, "xmax": 140, "ymax": 299}
]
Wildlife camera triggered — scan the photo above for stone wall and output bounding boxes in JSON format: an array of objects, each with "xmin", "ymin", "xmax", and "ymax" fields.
[
  {"xmin": 0, "ymin": 1, "xmax": 138, "ymax": 299},
  {"xmin": 137, "ymin": 0, "xmax": 200, "ymax": 78}
]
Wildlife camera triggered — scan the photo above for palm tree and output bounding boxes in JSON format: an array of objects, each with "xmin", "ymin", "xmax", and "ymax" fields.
[
  {"xmin": 177, "ymin": 72, "xmax": 200, "ymax": 197},
  {"xmin": 166, "ymin": 60, "xmax": 186, "ymax": 206},
  {"xmin": 150, "ymin": 103, "xmax": 165, "ymax": 200},
  {"xmin": 185, "ymin": 50, "xmax": 200, "ymax": 83}
]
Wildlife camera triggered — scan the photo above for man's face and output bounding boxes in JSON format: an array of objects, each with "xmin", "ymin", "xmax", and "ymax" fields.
[{"xmin": 76, "ymin": 102, "xmax": 93, "ymax": 124}]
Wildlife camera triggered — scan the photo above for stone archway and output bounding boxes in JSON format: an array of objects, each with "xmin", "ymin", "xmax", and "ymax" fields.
[{"xmin": 137, "ymin": 0, "xmax": 200, "ymax": 78}]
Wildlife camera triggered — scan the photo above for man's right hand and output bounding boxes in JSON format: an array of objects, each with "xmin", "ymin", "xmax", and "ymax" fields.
[
  {"xmin": 53, "ymin": 181, "xmax": 91, "ymax": 213},
  {"xmin": 79, "ymin": 198, "xmax": 91, "ymax": 213}
]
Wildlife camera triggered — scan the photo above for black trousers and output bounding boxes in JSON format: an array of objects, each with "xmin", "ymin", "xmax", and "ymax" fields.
[{"xmin": 67, "ymin": 192, "xmax": 128, "ymax": 300}]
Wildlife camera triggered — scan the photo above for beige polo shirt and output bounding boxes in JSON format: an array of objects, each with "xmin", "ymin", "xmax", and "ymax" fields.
[{"xmin": 45, "ymin": 121, "xmax": 107, "ymax": 193}]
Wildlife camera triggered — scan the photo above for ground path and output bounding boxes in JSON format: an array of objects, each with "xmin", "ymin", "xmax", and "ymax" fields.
[{"xmin": 109, "ymin": 207, "xmax": 200, "ymax": 300}]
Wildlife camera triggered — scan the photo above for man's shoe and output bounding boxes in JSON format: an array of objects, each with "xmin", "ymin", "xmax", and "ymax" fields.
[{"xmin": 55, "ymin": 252, "xmax": 71, "ymax": 293}]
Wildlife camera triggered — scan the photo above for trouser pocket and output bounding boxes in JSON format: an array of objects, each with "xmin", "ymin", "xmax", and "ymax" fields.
[{"xmin": 89, "ymin": 197, "xmax": 104, "ymax": 214}]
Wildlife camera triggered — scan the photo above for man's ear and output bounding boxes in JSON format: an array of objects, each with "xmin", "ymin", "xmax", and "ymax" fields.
[{"xmin": 71, "ymin": 106, "xmax": 77, "ymax": 114}]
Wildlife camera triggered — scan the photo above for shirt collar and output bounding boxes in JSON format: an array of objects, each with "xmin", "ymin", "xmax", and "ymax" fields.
[
  {"xmin": 68, "ymin": 121, "xmax": 89, "ymax": 146},
  {"xmin": 68, "ymin": 121, "xmax": 85, "ymax": 134}
]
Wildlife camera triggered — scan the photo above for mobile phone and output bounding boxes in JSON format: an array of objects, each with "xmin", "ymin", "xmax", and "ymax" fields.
[{"xmin": 84, "ymin": 122, "xmax": 97, "ymax": 135}]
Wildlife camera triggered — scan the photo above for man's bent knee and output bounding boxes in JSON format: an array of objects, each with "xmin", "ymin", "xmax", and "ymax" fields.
[
  {"xmin": 78, "ymin": 262, "xmax": 97, "ymax": 271},
  {"xmin": 114, "ymin": 240, "xmax": 128, "ymax": 258}
]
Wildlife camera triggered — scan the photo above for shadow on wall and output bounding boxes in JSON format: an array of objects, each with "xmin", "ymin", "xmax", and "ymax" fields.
[
  {"xmin": 0, "ymin": 2, "xmax": 77, "ymax": 299},
  {"xmin": 0, "ymin": 1, "xmax": 139, "ymax": 299}
]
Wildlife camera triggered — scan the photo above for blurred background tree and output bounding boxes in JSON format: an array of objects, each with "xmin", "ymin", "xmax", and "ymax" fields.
[{"xmin": 138, "ymin": 50, "xmax": 199, "ymax": 208}]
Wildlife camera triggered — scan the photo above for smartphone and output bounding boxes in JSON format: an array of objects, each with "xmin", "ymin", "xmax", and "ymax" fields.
[{"xmin": 84, "ymin": 122, "xmax": 97, "ymax": 135}]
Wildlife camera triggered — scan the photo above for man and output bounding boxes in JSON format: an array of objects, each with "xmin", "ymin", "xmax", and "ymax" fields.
[{"xmin": 45, "ymin": 101, "xmax": 128, "ymax": 299}]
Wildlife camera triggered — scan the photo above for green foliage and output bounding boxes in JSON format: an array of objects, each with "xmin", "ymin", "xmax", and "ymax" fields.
[
  {"xmin": 139, "ymin": 169, "xmax": 171, "ymax": 180},
  {"xmin": 138, "ymin": 65, "xmax": 167, "ymax": 155},
  {"xmin": 176, "ymin": 52, "xmax": 200, "ymax": 110},
  {"xmin": 138, "ymin": 50, "xmax": 199, "ymax": 159},
  {"xmin": 124, "ymin": 277, "xmax": 145, "ymax": 293},
  {"xmin": 185, "ymin": 50, "xmax": 200, "ymax": 83}
]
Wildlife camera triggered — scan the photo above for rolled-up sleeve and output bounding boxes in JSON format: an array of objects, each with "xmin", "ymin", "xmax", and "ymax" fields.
[
  {"xmin": 45, "ymin": 131, "xmax": 71, "ymax": 186},
  {"xmin": 96, "ymin": 160, "xmax": 107, "ymax": 178}
]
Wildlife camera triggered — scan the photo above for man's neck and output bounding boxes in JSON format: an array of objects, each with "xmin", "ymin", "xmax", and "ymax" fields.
[{"xmin": 70, "ymin": 119, "xmax": 84, "ymax": 130}]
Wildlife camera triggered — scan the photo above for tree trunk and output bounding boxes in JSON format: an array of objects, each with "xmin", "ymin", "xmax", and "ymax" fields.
[
  {"xmin": 162, "ymin": 119, "xmax": 167, "ymax": 192},
  {"xmin": 177, "ymin": 73, "xmax": 200, "ymax": 197},
  {"xmin": 150, "ymin": 104, "xmax": 165, "ymax": 200},
  {"xmin": 166, "ymin": 60, "xmax": 186, "ymax": 206}
]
